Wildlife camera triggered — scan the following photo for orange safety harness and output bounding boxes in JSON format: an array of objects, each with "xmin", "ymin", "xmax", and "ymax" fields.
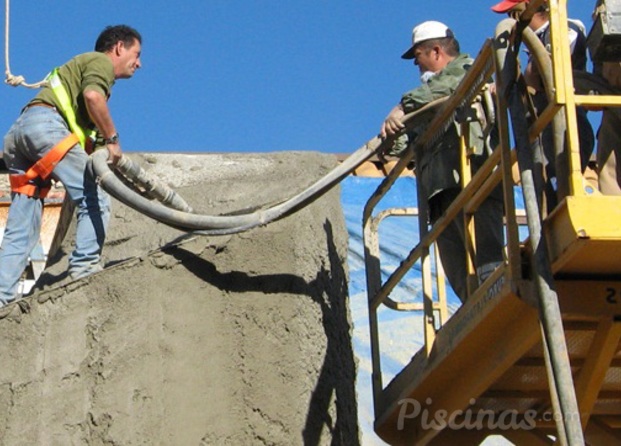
[{"xmin": 9, "ymin": 133, "xmax": 79, "ymax": 199}]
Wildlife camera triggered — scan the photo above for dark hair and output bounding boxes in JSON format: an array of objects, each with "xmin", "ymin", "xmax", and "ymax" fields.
[
  {"xmin": 418, "ymin": 37, "xmax": 460, "ymax": 57},
  {"xmin": 95, "ymin": 25, "xmax": 142, "ymax": 52}
]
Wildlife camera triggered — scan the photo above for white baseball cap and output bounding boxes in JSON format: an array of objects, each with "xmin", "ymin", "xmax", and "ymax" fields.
[{"xmin": 401, "ymin": 21, "xmax": 455, "ymax": 60}]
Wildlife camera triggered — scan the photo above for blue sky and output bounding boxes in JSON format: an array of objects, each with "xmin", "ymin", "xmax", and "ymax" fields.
[{"xmin": 2, "ymin": 1, "xmax": 596, "ymax": 154}]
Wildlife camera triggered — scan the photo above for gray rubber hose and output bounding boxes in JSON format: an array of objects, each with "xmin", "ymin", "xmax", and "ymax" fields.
[{"xmin": 90, "ymin": 98, "xmax": 447, "ymax": 235}]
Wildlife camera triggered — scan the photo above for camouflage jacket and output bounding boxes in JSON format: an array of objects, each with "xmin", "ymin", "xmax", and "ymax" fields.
[{"xmin": 391, "ymin": 53, "xmax": 493, "ymax": 201}]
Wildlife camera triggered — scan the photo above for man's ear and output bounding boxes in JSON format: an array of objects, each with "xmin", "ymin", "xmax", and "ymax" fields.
[{"xmin": 115, "ymin": 41, "xmax": 125, "ymax": 55}]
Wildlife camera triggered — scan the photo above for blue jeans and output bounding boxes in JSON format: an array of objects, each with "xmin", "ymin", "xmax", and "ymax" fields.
[{"xmin": 0, "ymin": 106, "xmax": 110, "ymax": 305}]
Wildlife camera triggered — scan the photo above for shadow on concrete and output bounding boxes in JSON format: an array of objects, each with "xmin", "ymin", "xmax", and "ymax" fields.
[{"xmin": 166, "ymin": 220, "xmax": 361, "ymax": 446}]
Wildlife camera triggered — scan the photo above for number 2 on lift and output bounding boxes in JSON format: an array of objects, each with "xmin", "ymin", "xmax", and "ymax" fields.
[{"xmin": 606, "ymin": 288, "xmax": 619, "ymax": 304}]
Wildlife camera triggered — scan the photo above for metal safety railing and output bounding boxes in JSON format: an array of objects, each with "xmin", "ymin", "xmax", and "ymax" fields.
[
  {"xmin": 364, "ymin": 206, "xmax": 449, "ymax": 320},
  {"xmin": 363, "ymin": 0, "xmax": 603, "ymax": 443},
  {"xmin": 363, "ymin": 38, "xmax": 521, "ymax": 412}
]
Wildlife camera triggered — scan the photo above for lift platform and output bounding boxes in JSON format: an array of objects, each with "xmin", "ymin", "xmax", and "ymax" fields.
[
  {"xmin": 372, "ymin": 218, "xmax": 621, "ymax": 444},
  {"xmin": 364, "ymin": 1, "xmax": 621, "ymax": 444}
]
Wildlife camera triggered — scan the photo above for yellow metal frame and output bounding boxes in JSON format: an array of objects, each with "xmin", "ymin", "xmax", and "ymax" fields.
[
  {"xmin": 363, "ymin": 37, "xmax": 524, "ymax": 430},
  {"xmin": 363, "ymin": 1, "xmax": 621, "ymax": 444}
]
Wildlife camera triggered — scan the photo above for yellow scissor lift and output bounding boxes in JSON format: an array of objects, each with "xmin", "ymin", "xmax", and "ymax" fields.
[{"xmin": 364, "ymin": 1, "xmax": 621, "ymax": 444}]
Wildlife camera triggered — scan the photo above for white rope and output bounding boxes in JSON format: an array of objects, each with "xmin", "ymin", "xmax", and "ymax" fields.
[{"xmin": 4, "ymin": 0, "xmax": 47, "ymax": 88}]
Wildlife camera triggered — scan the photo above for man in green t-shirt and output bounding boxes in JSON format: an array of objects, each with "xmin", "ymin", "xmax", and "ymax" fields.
[
  {"xmin": 380, "ymin": 21, "xmax": 504, "ymax": 302},
  {"xmin": 0, "ymin": 25, "xmax": 142, "ymax": 306}
]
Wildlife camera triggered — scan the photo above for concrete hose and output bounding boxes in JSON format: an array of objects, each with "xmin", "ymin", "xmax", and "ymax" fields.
[
  {"xmin": 494, "ymin": 17, "xmax": 585, "ymax": 446},
  {"xmin": 114, "ymin": 155, "xmax": 194, "ymax": 213},
  {"xmin": 522, "ymin": 24, "xmax": 569, "ymax": 202},
  {"xmin": 90, "ymin": 99, "xmax": 447, "ymax": 235}
]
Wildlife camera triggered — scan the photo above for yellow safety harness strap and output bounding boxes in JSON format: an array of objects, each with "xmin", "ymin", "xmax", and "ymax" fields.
[{"xmin": 48, "ymin": 68, "xmax": 96, "ymax": 152}]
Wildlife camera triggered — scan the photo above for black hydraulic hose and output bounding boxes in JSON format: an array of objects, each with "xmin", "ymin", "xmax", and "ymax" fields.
[
  {"xmin": 90, "ymin": 99, "xmax": 446, "ymax": 235},
  {"xmin": 495, "ymin": 18, "xmax": 584, "ymax": 446},
  {"xmin": 573, "ymin": 68, "xmax": 621, "ymax": 118}
]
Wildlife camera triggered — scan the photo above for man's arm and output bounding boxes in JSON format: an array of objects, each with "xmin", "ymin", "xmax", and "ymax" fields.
[
  {"xmin": 83, "ymin": 89, "xmax": 122, "ymax": 165},
  {"xmin": 381, "ymin": 83, "xmax": 441, "ymax": 139}
]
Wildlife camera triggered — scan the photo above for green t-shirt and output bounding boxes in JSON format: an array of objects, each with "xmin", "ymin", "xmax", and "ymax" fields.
[{"xmin": 31, "ymin": 52, "xmax": 115, "ymax": 133}]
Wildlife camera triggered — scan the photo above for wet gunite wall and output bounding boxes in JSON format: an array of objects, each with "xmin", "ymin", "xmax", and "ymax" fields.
[{"xmin": 0, "ymin": 152, "xmax": 359, "ymax": 445}]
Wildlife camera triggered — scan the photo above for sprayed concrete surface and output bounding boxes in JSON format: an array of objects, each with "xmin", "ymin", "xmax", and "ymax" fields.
[{"xmin": 0, "ymin": 152, "xmax": 359, "ymax": 445}]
